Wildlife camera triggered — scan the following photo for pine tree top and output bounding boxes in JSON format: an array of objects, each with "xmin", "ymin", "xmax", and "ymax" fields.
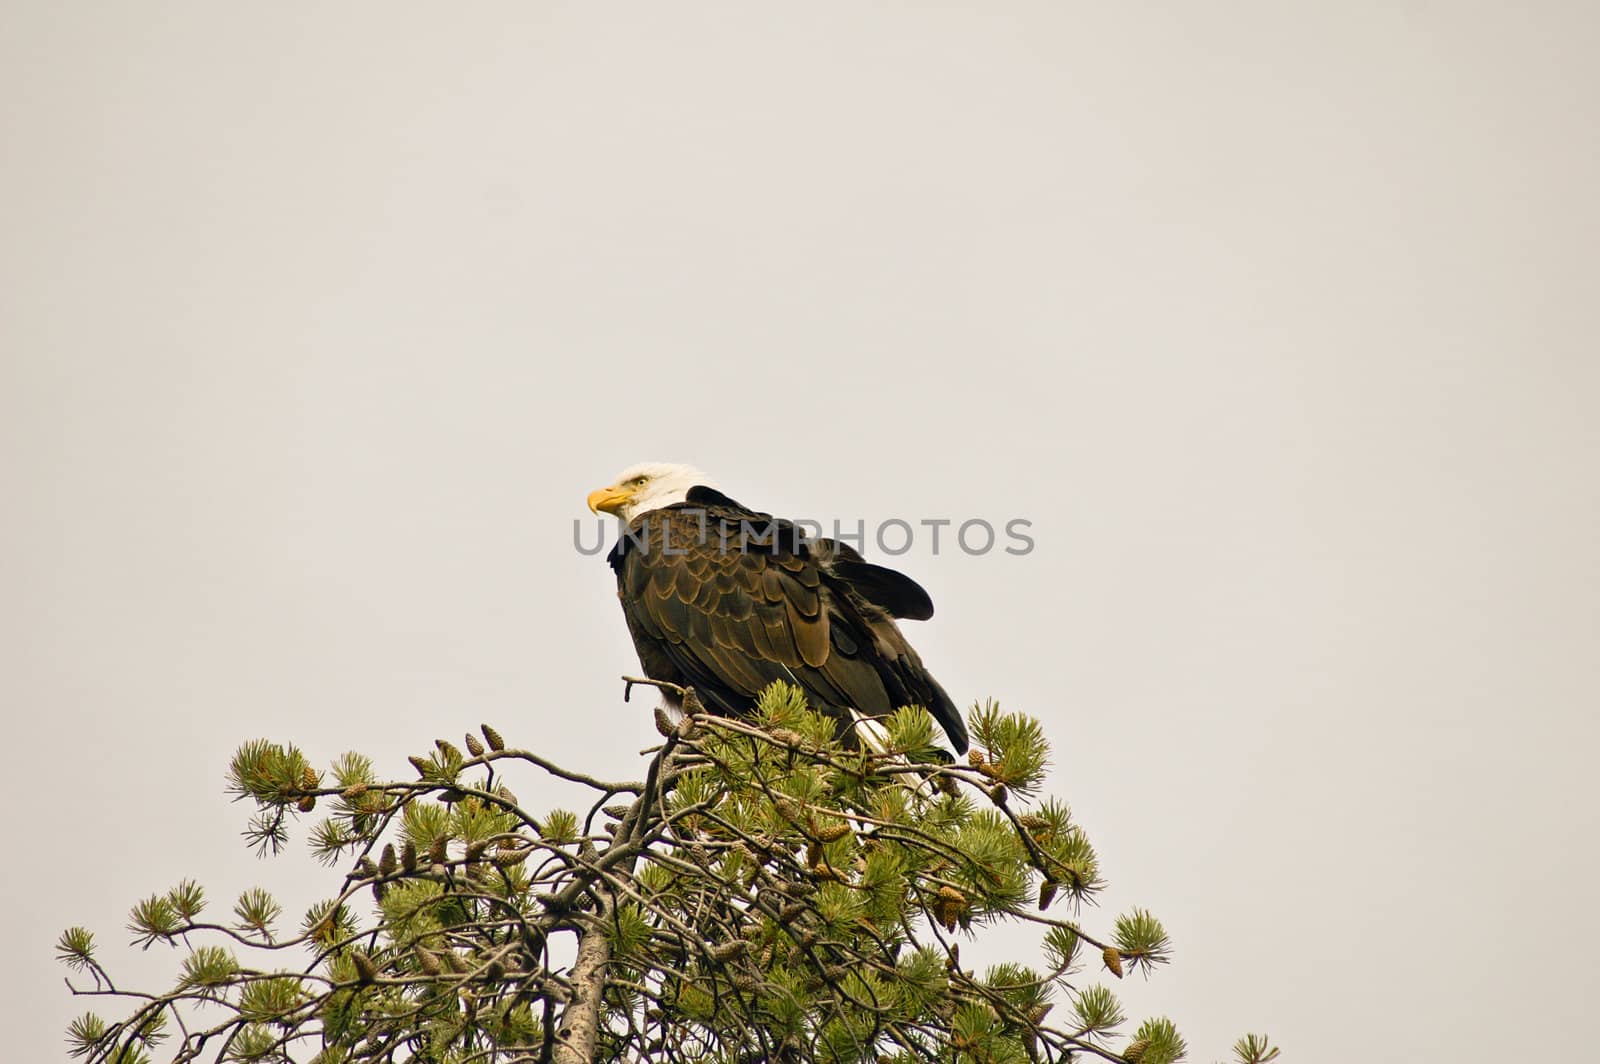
[{"xmin": 58, "ymin": 681, "xmax": 1277, "ymax": 1064}]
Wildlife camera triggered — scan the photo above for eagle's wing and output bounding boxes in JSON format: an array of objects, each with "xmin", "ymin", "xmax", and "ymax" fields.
[
  {"xmin": 615, "ymin": 503, "xmax": 966, "ymax": 752},
  {"xmin": 811, "ymin": 537, "xmax": 935, "ymax": 621}
]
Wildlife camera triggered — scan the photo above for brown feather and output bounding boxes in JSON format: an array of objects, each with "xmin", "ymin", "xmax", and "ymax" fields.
[{"xmin": 604, "ymin": 495, "xmax": 968, "ymax": 751}]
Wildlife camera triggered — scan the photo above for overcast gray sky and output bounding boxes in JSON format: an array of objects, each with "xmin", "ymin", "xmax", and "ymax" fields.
[{"xmin": 3, "ymin": 3, "xmax": 1596, "ymax": 1060}]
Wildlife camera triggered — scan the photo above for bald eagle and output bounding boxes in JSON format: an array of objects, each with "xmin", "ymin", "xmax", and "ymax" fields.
[{"xmin": 588, "ymin": 463, "xmax": 968, "ymax": 754}]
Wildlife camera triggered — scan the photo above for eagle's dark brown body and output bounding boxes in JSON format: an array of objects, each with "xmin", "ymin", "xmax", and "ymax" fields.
[{"xmin": 606, "ymin": 487, "xmax": 967, "ymax": 753}]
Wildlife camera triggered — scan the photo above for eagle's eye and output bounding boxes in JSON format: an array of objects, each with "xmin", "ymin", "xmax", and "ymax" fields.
[{"xmin": 630, "ymin": 475, "xmax": 649, "ymax": 487}]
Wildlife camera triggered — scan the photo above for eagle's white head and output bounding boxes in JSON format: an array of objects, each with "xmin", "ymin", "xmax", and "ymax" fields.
[{"xmin": 587, "ymin": 462, "xmax": 716, "ymax": 523}]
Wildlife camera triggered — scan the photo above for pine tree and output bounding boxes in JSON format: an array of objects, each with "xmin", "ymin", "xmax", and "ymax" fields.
[{"xmin": 58, "ymin": 681, "xmax": 1278, "ymax": 1064}]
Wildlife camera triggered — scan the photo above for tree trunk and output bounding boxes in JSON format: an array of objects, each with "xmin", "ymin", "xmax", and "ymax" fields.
[
  {"xmin": 551, "ymin": 901, "xmax": 613, "ymax": 1064},
  {"xmin": 551, "ymin": 730, "xmax": 684, "ymax": 1062}
]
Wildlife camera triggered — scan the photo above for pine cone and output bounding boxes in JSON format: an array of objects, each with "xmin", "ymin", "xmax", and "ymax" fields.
[
  {"xmin": 351, "ymin": 951, "xmax": 379, "ymax": 983},
  {"xmin": 653, "ymin": 706, "xmax": 676, "ymax": 738},
  {"xmin": 935, "ymin": 886, "xmax": 968, "ymax": 931}
]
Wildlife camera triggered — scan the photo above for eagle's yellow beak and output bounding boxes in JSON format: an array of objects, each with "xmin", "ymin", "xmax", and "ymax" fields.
[{"xmin": 587, "ymin": 484, "xmax": 634, "ymax": 516}]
